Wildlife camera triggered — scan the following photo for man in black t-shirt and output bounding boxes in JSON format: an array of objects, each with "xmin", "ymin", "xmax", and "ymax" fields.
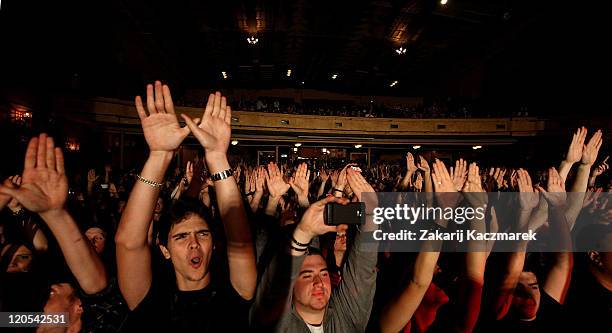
[{"xmin": 115, "ymin": 83, "xmax": 257, "ymax": 331}]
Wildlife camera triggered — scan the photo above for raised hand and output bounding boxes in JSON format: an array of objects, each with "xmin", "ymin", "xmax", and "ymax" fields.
[
  {"xmin": 6, "ymin": 176, "xmax": 23, "ymax": 211},
  {"xmin": 417, "ymin": 155, "xmax": 430, "ymax": 173},
  {"xmin": 265, "ymin": 162, "xmax": 290, "ymax": 198},
  {"xmin": 255, "ymin": 166, "xmax": 265, "ymax": 193},
  {"xmin": 493, "ymin": 167, "xmax": 507, "ymax": 190},
  {"xmin": 320, "ymin": 168, "xmax": 330, "ymax": 182},
  {"xmin": 462, "ymin": 162, "xmax": 483, "ymax": 193},
  {"xmin": 406, "ymin": 152, "xmax": 418, "ymax": 174},
  {"xmin": 346, "ymin": 168, "xmax": 378, "ymax": 202},
  {"xmin": 581, "ymin": 130, "xmax": 603, "ymax": 166},
  {"xmin": 289, "ymin": 162, "xmax": 310, "ymax": 207},
  {"xmin": 87, "ymin": 169, "xmax": 99, "ymax": 184},
  {"xmin": 181, "ymin": 92, "xmax": 232, "ymax": 159},
  {"xmin": 330, "ymin": 170, "xmax": 340, "ymax": 188},
  {"xmin": 414, "ymin": 172, "xmax": 424, "ymax": 191},
  {"xmin": 185, "ymin": 161, "xmax": 194, "ymax": 185},
  {"xmin": 432, "ymin": 159, "xmax": 457, "ymax": 193},
  {"xmin": 432, "ymin": 159, "xmax": 463, "ymax": 211},
  {"xmin": 592, "ymin": 156, "xmax": 609, "ymax": 177},
  {"xmin": 583, "ymin": 187, "xmax": 603, "ymax": 209},
  {"xmin": 335, "ymin": 165, "xmax": 350, "ymax": 191},
  {"xmin": 517, "ymin": 168, "xmax": 539, "ymax": 210},
  {"xmin": 565, "ymin": 127, "xmax": 588, "ymax": 164},
  {"xmin": 450, "ymin": 158, "xmax": 468, "ymax": 191},
  {"xmin": 136, "ymin": 81, "xmax": 190, "ymax": 152},
  {"xmin": 536, "ymin": 167, "xmax": 566, "ymax": 207},
  {"xmin": 295, "ymin": 196, "xmax": 347, "ymax": 239},
  {"xmin": 0, "ymin": 134, "xmax": 67, "ymax": 216}
]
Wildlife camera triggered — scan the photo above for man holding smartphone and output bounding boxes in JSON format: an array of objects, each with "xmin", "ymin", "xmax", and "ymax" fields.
[{"xmin": 252, "ymin": 168, "xmax": 378, "ymax": 332}]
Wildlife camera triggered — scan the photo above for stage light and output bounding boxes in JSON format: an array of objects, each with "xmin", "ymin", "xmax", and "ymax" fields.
[
  {"xmin": 293, "ymin": 148, "xmax": 298, "ymax": 152},
  {"xmin": 287, "ymin": 69, "xmax": 292, "ymax": 77},
  {"xmin": 321, "ymin": 148, "xmax": 327, "ymax": 153},
  {"xmin": 354, "ymin": 144, "xmax": 362, "ymax": 148},
  {"xmin": 331, "ymin": 73, "xmax": 338, "ymax": 80},
  {"xmin": 389, "ymin": 80, "xmax": 398, "ymax": 87},
  {"xmin": 294, "ymin": 143, "xmax": 302, "ymax": 147},
  {"xmin": 281, "ymin": 154, "xmax": 288, "ymax": 158},
  {"xmin": 221, "ymin": 71, "xmax": 228, "ymax": 79},
  {"xmin": 395, "ymin": 47, "xmax": 407, "ymax": 55},
  {"xmin": 441, "ymin": 0, "xmax": 448, "ymax": 5},
  {"xmin": 413, "ymin": 145, "xmax": 421, "ymax": 149},
  {"xmin": 231, "ymin": 140, "xmax": 238, "ymax": 146},
  {"xmin": 472, "ymin": 145, "xmax": 482, "ymax": 150}
]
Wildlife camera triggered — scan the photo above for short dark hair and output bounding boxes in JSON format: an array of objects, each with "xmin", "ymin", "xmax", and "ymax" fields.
[
  {"xmin": 306, "ymin": 246, "xmax": 326, "ymax": 261},
  {"xmin": 157, "ymin": 198, "xmax": 213, "ymax": 246}
]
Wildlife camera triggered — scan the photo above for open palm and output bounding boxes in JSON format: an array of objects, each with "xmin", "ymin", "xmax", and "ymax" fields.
[
  {"xmin": 135, "ymin": 81, "xmax": 190, "ymax": 152},
  {"xmin": 0, "ymin": 134, "xmax": 68, "ymax": 214},
  {"xmin": 181, "ymin": 92, "xmax": 231, "ymax": 156}
]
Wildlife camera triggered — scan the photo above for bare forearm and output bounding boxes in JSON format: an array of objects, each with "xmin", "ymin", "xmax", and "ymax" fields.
[
  {"xmin": 41, "ymin": 209, "xmax": 107, "ymax": 294},
  {"xmin": 207, "ymin": 153, "xmax": 256, "ymax": 298},
  {"xmin": 249, "ymin": 192, "xmax": 263, "ymax": 213},
  {"xmin": 423, "ymin": 172, "xmax": 433, "ymax": 193},
  {"xmin": 558, "ymin": 160, "xmax": 574, "ymax": 182},
  {"xmin": 265, "ymin": 196, "xmax": 280, "ymax": 216},
  {"xmin": 116, "ymin": 151, "xmax": 172, "ymax": 248},
  {"xmin": 317, "ymin": 181, "xmax": 326, "ymax": 198},
  {"xmin": 380, "ymin": 252, "xmax": 439, "ymax": 333}
]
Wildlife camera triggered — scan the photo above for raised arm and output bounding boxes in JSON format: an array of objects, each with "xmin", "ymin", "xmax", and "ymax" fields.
[
  {"xmin": 0, "ymin": 134, "xmax": 106, "ymax": 294},
  {"xmin": 537, "ymin": 167, "xmax": 573, "ymax": 303},
  {"xmin": 115, "ymin": 81, "xmax": 190, "ymax": 309},
  {"xmin": 289, "ymin": 162, "xmax": 311, "ymax": 208},
  {"xmin": 558, "ymin": 127, "xmax": 587, "ymax": 182},
  {"xmin": 264, "ymin": 162, "xmax": 290, "ymax": 216},
  {"xmin": 566, "ymin": 130, "xmax": 603, "ymax": 229},
  {"xmin": 380, "ymin": 162, "xmax": 459, "ymax": 333},
  {"xmin": 458, "ymin": 161, "xmax": 488, "ymax": 333},
  {"xmin": 490, "ymin": 169, "xmax": 539, "ymax": 320},
  {"xmin": 181, "ymin": 92, "xmax": 257, "ymax": 299}
]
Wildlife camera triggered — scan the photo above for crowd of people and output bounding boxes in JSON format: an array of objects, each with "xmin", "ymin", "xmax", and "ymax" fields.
[
  {"xmin": 178, "ymin": 96, "xmax": 530, "ymax": 119},
  {"xmin": 0, "ymin": 81, "xmax": 610, "ymax": 333}
]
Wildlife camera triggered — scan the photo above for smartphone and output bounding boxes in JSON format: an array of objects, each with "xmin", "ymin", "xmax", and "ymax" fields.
[
  {"xmin": 324, "ymin": 202, "xmax": 365, "ymax": 225},
  {"xmin": 100, "ymin": 184, "xmax": 109, "ymax": 189}
]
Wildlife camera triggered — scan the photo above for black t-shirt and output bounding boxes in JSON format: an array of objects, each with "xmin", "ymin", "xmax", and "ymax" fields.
[
  {"xmin": 564, "ymin": 264, "xmax": 612, "ymax": 330},
  {"xmin": 120, "ymin": 278, "xmax": 251, "ymax": 332},
  {"xmin": 472, "ymin": 290, "xmax": 562, "ymax": 333}
]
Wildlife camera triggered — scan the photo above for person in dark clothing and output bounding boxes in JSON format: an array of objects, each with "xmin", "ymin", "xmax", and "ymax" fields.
[{"xmin": 115, "ymin": 83, "xmax": 257, "ymax": 331}]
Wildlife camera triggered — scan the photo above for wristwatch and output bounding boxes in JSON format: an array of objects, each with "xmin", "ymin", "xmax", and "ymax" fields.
[{"xmin": 210, "ymin": 168, "xmax": 233, "ymax": 181}]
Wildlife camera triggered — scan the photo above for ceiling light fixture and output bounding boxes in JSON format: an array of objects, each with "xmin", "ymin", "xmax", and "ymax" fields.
[
  {"xmin": 395, "ymin": 46, "xmax": 407, "ymax": 55},
  {"xmin": 247, "ymin": 36, "xmax": 259, "ymax": 45},
  {"xmin": 412, "ymin": 145, "xmax": 421, "ymax": 149}
]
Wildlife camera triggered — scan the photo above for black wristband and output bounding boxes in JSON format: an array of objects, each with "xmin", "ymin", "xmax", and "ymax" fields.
[
  {"xmin": 290, "ymin": 244, "xmax": 308, "ymax": 252},
  {"xmin": 291, "ymin": 236, "xmax": 312, "ymax": 247},
  {"xmin": 332, "ymin": 188, "xmax": 343, "ymax": 194}
]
